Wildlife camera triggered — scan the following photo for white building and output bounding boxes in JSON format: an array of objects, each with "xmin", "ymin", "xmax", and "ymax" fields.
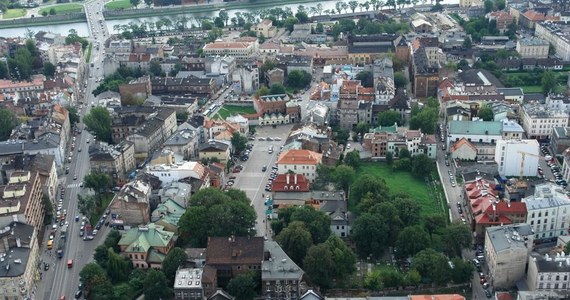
[
  {"xmin": 145, "ymin": 161, "xmax": 209, "ymax": 186},
  {"xmin": 516, "ymin": 37, "xmax": 550, "ymax": 59},
  {"xmin": 521, "ymin": 103, "xmax": 569, "ymax": 140},
  {"xmin": 562, "ymin": 148, "xmax": 570, "ymax": 184},
  {"xmin": 501, "ymin": 119, "xmax": 525, "ymax": 140},
  {"xmin": 202, "ymin": 39, "xmax": 258, "ymax": 60},
  {"xmin": 546, "ymin": 94, "xmax": 570, "ymax": 115},
  {"xmin": 523, "ymin": 183, "xmax": 570, "ymax": 241},
  {"xmin": 173, "ymin": 268, "xmax": 204, "ymax": 300},
  {"xmin": 485, "ymin": 224, "xmax": 534, "ymax": 289},
  {"xmin": 495, "ymin": 139, "xmax": 540, "ymax": 177},
  {"xmin": 535, "ymin": 21, "xmax": 570, "ymax": 62},
  {"xmin": 277, "ymin": 150, "xmax": 323, "ymax": 182},
  {"xmin": 447, "ymin": 120, "xmax": 503, "ymax": 149},
  {"xmin": 527, "ymin": 253, "xmax": 570, "ymax": 291}
]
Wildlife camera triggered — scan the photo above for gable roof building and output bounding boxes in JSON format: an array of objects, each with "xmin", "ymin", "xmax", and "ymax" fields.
[
  {"xmin": 262, "ymin": 241, "xmax": 304, "ymax": 300},
  {"xmin": 206, "ymin": 236, "xmax": 264, "ymax": 284},
  {"xmin": 118, "ymin": 223, "xmax": 176, "ymax": 269}
]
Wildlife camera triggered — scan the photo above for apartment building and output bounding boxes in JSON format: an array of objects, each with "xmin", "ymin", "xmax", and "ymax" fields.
[
  {"xmin": 535, "ymin": 21, "xmax": 570, "ymax": 61},
  {"xmin": 277, "ymin": 150, "xmax": 323, "ymax": 182},
  {"xmin": 202, "ymin": 39, "xmax": 258, "ymax": 60},
  {"xmin": 118, "ymin": 224, "xmax": 176, "ymax": 269},
  {"xmin": 522, "ymin": 183, "xmax": 570, "ymax": 241},
  {"xmin": 527, "ymin": 253, "xmax": 570, "ymax": 291},
  {"xmin": 485, "ymin": 224, "xmax": 534, "ymax": 289},
  {"xmin": 495, "ymin": 139, "xmax": 540, "ymax": 177},
  {"xmin": 89, "ymin": 141, "xmax": 136, "ymax": 185},
  {"xmin": 516, "ymin": 37, "xmax": 550, "ymax": 59},
  {"xmin": 521, "ymin": 103, "xmax": 569, "ymax": 140},
  {"xmin": 0, "ymin": 171, "xmax": 44, "ymax": 230}
]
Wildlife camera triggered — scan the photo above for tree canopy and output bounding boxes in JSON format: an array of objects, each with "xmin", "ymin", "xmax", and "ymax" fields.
[
  {"xmin": 378, "ymin": 110, "xmax": 401, "ymax": 126},
  {"xmin": 83, "ymin": 107, "xmax": 112, "ymax": 143},
  {"xmin": 276, "ymin": 221, "xmax": 313, "ymax": 265},
  {"xmin": 179, "ymin": 188, "xmax": 256, "ymax": 247},
  {"xmin": 287, "ymin": 70, "xmax": 312, "ymax": 89},
  {"xmin": 231, "ymin": 132, "xmax": 248, "ymax": 154},
  {"xmin": 0, "ymin": 108, "xmax": 19, "ymax": 141},
  {"xmin": 356, "ymin": 71, "xmax": 374, "ymax": 87}
]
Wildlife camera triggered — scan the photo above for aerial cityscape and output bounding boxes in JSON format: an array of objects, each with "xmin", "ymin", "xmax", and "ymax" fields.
[{"xmin": 1, "ymin": 0, "xmax": 570, "ymax": 299}]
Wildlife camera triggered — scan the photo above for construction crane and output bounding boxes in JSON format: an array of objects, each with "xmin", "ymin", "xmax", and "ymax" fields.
[{"xmin": 518, "ymin": 150, "xmax": 541, "ymax": 180}]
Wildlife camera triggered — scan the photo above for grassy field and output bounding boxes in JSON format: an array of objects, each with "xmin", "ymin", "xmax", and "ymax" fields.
[
  {"xmin": 2, "ymin": 8, "xmax": 26, "ymax": 19},
  {"xmin": 105, "ymin": 0, "xmax": 133, "ymax": 9},
  {"xmin": 39, "ymin": 3, "xmax": 83, "ymax": 15},
  {"xmin": 521, "ymin": 86, "xmax": 543, "ymax": 93},
  {"xmin": 354, "ymin": 162, "xmax": 443, "ymax": 218},
  {"xmin": 213, "ymin": 105, "xmax": 257, "ymax": 119},
  {"xmin": 89, "ymin": 193, "xmax": 113, "ymax": 226}
]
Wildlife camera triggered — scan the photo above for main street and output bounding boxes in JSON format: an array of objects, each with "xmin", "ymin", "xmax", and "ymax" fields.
[{"xmin": 35, "ymin": 0, "xmax": 111, "ymax": 299}]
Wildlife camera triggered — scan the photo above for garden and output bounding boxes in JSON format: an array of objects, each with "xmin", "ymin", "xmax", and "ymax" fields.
[
  {"xmin": 212, "ymin": 104, "xmax": 257, "ymax": 120},
  {"xmin": 2, "ymin": 8, "xmax": 26, "ymax": 19},
  {"xmin": 104, "ymin": 0, "xmax": 134, "ymax": 10},
  {"xmin": 38, "ymin": 3, "xmax": 83, "ymax": 15}
]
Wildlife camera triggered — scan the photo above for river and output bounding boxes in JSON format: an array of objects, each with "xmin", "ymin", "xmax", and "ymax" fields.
[{"xmin": 0, "ymin": 0, "xmax": 459, "ymax": 37}]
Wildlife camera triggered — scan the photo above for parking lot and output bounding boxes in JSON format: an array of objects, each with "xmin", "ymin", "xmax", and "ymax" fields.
[{"xmin": 230, "ymin": 124, "xmax": 293, "ymax": 237}]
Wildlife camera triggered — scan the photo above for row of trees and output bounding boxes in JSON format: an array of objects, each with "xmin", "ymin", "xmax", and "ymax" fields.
[
  {"xmin": 0, "ymin": 108, "xmax": 19, "ymax": 141},
  {"xmin": 409, "ymin": 96, "xmax": 439, "ymax": 134},
  {"xmin": 331, "ymin": 18, "xmax": 409, "ymax": 39}
]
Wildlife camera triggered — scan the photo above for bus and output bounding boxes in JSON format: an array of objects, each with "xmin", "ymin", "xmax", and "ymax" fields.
[{"xmin": 47, "ymin": 240, "xmax": 53, "ymax": 250}]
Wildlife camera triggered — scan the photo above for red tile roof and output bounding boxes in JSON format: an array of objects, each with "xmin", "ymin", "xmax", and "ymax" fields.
[
  {"xmin": 277, "ymin": 150, "xmax": 322, "ymax": 166},
  {"xmin": 451, "ymin": 138, "xmax": 477, "ymax": 153},
  {"xmin": 271, "ymin": 174, "xmax": 310, "ymax": 192}
]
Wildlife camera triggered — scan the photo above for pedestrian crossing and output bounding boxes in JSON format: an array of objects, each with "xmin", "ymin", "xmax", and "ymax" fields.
[{"xmin": 66, "ymin": 183, "xmax": 81, "ymax": 188}]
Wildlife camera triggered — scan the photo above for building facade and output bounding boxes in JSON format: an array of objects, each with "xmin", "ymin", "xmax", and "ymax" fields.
[
  {"xmin": 523, "ymin": 183, "xmax": 570, "ymax": 241},
  {"xmin": 495, "ymin": 139, "xmax": 540, "ymax": 177},
  {"xmin": 521, "ymin": 103, "xmax": 569, "ymax": 140}
]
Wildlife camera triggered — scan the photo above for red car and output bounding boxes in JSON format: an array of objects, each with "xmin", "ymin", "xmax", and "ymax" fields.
[{"xmin": 480, "ymin": 278, "xmax": 487, "ymax": 284}]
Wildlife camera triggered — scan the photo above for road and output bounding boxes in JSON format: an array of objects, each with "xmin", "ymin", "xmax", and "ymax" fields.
[{"xmin": 35, "ymin": 0, "xmax": 111, "ymax": 299}]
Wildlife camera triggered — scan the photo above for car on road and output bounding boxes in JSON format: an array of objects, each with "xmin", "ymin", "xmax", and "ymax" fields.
[
  {"xmin": 266, "ymin": 137, "xmax": 273, "ymax": 141},
  {"xmin": 484, "ymin": 289, "xmax": 492, "ymax": 298},
  {"xmin": 262, "ymin": 165, "xmax": 267, "ymax": 172},
  {"xmin": 451, "ymin": 181, "xmax": 456, "ymax": 187},
  {"xmin": 74, "ymin": 290, "xmax": 82, "ymax": 299},
  {"xmin": 44, "ymin": 262, "xmax": 49, "ymax": 271},
  {"xmin": 258, "ymin": 137, "xmax": 266, "ymax": 141},
  {"xmin": 75, "ymin": 215, "xmax": 80, "ymax": 222},
  {"xmin": 73, "ymin": 174, "xmax": 77, "ymax": 180},
  {"xmin": 79, "ymin": 230, "xmax": 84, "ymax": 237},
  {"xmin": 83, "ymin": 235, "xmax": 94, "ymax": 241}
]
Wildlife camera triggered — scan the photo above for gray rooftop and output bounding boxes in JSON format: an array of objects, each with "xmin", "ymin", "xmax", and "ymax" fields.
[
  {"xmin": 518, "ymin": 37, "xmax": 549, "ymax": 46},
  {"xmin": 0, "ymin": 247, "xmax": 30, "ymax": 278},
  {"xmin": 486, "ymin": 224, "xmax": 533, "ymax": 253},
  {"xmin": 531, "ymin": 253, "xmax": 570, "ymax": 273},
  {"xmin": 262, "ymin": 241, "xmax": 304, "ymax": 280},
  {"xmin": 522, "ymin": 183, "xmax": 570, "ymax": 210},
  {"xmin": 524, "ymin": 103, "xmax": 568, "ymax": 119},
  {"xmin": 174, "ymin": 268, "xmax": 203, "ymax": 289}
]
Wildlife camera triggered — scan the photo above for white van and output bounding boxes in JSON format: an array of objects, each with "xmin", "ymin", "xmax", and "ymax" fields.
[{"xmin": 268, "ymin": 146, "xmax": 273, "ymax": 154}]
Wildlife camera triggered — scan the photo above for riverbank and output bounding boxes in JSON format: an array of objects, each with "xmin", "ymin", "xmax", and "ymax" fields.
[{"xmin": 0, "ymin": 0, "xmax": 341, "ymax": 28}]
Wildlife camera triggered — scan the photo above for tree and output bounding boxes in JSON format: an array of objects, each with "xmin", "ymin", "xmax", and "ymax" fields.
[
  {"xmin": 303, "ymin": 243, "xmax": 334, "ymax": 288},
  {"xmin": 332, "ymin": 165, "xmax": 355, "ymax": 192},
  {"xmin": 143, "ymin": 269, "xmax": 172, "ymax": 300},
  {"xmin": 441, "ymin": 223, "xmax": 472, "ymax": 257},
  {"xmin": 43, "ymin": 62, "xmax": 56, "ymax": 78},
  {"xmin": 66, "ymin": 106, "xmax": 80, "ymax": 127},
  {"xmin": 348, "ymin": 0, "xmax": 359, "ymax": 12},
  {"xmin": 394, "ymin": 72, "xmax": 408, "ymax": 89},
  {"xmin": 450, "ymin": 258, "xmax": 475, "ymax": 284},
  {"xmin": 77, "ymin": 194, "xmax": 96, "ymax": 217},
  {"xmin": 352, "ymin": 212, "xmax": 391, "ymax": 258},
  {"xmin": 93, "ymin": 245, "xmax": 109, "ymax": 267},
  {"xmin": 355, "ymin": 122, "xmax": 369, "ymax": 138},
  {"xmin": 425, "ymin": 214, "xmax": 447, "ymax": 238},
  {"xmin": 106, "ymin": 248, "xmax": 131, "ymax": 284},
  {"xmin": 462, "ymin": 36, "xmax": 472, "ymax": 49},
  {"xmin": 458, "ymin": 59, "xmax": 469, "ymax": 70},
  {"xmin": 325, "ymin": 235, "xmax": 357, "ymax": 280},
  {"xmin": 104, "ymin": 230, "xmax": 122, "ymax": 252},
  {"xmin": 276, "ymin": 221, "xmax": 313, "ymax": 265},
  {"xmin": 49, "ymin": 8, "xmax": 56, "ymax": 15},
  {"xmin": 484, "ymin": 0, "xmax": 494, "ymax": 13},
  {"xmin": 0, "ymin": 62, "xmax": 9, "ymax": 79},
  {"xmin": 411, "ymin": 248, "xmax": 451, "ymax": 285},
  {"xmin": 356, "ymin": 71, "xmax": 374, "ymax": 87},
  {"xmin": 344, "ymin": 150, "xmax": 361, "ymax": 170},
  {"xmin": 149, "ymin": 59, "xmax": 162, "ymax": 76},
  {"xmin": 83, "ymin": 107, "xmax": 112, "ymax": 143},
  {"xmin": 113, "ymin": 283, "xmax": 134, "ymax": 300},
  {"xmin": 163, "ymin": 247, "xmax": 188, "ymax": 283},
  {"xmin": 226, "ymin": 271, "xmax": 258, "ymax": 300},
  {"xmin": 395, "ymin": 226, "xmax": 430, "ymax": 259},
  {"xmin": 219, "ymin": 9, "xmax": 229, "ymax": 26},
  {"xmin": 128, "ymin": 269, "xmax": 147, "ymax": 292},
  {"xmin": 541, "ymin": 71, "xmax": 557, "ymax": 95},
  {"xmin": 130, "ymin": 0, "xmax": 140, "ymax": 8},
  {"xmin": 284, "ymin": 16, "xmax": 299, "ymax": 32},
  {"xmin": 290, "ymin": 206, "xmax": 331, "ymax": 244},
  {"xmin": 179, "ymin": 188, "xmax": 256, "ymax": 247},
  {"xmin": 350, "ymin": 175, "xmax": 390, "ymax": 207},
  {"xmin": 144, "ymin": 0, "xmax": 153, "ymax": 7},
  {"xmin": 386, "ymin": 151, "xmax": 393, "ymax": 165},
  {"xmin": 214, "ymin": 16, "xmax": 225, "ymax": 28},
  {"xmin": 80, "ymin": 263, "xmax": 109, "ymax": 293},
  {"xmin": 42, "ymin": 194, "xmax": 53, "ymax": 225},
  {"xmin": 231, "ymin": 132, "xmax": 248, "ymax": 154},
  {"xmin": 378, "ymin": 110, "xmax": 401, "ymax": 126},
  {"xmin": 83, "ymin": 172, "xmax": 112, "ymax": 194},
  {"xmin": 295, "ymin": 11, "xmax": 309, "ymax": 23},
  {"xmin": 255, "ymin": 86, "xmax": 270, "ymax": 97},
  {"xmin": 0, "ymin": 108, "xmax": 18, "ymax": 141},
  {"xmin": 394, "ymin": 195, "xmax": 421, "ymax": 227},
  {"xmin": 287, "ymin": 70, "xmax": 312, "ymax": 89},
  {"xmin": 477, "ymin": 104, "xmax": 494, "ymax": 121},
  {"xmin": 411, "ymin": 154, "xmax": 433, "ymax": 178},
  {"xmin": 269, "ymin": 83, "xmax": 286, "ymax": 94}
]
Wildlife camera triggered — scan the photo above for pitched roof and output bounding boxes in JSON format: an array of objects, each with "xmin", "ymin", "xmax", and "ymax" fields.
[
  {"xmin": 451, "ymin": 138, "xmax": 477, "ymax": 153},
  {"xmin": 409, "ymin": 295, "xmax": 465, "ymax": 300},
  {"xmin": 206, "ymin": 236, "xmax": 264, "ymax": 265},
  {"xmin": 448, "ymin": 120, "xmax": 502, "ymax": 136},
  {"xmin": 277, "ymin": 149, "xmax": 322, "ymax": 165},
  {"xmin": 271, "ymin": 174, "xmax": 310, "ymax": 192},
  {"xmin": 118, "ymin": 224, "xmax": 175, "ymax": 253}
]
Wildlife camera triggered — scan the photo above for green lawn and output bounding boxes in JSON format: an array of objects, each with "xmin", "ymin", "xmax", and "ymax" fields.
[
  {"xmin": 39, "ymin": 3, "xmax": 83, "ymax": 15},
  {"xmin": 105, "ymin": 0, "xmax": 133, "ymax": 9},
  {"xmin": 89, "ymin": 193, "xmax": 113, "ymax": 226},
  {"xmin": 2, "ymin": 8, "xmax": 26, "ymax": 19},
  {"xmin": 213, "ymin": 105, "xmax": 257, "ymax": 120},
  {"xmin": 354, "ymin": 162, "xmax": 443, "ymax": 218}
]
